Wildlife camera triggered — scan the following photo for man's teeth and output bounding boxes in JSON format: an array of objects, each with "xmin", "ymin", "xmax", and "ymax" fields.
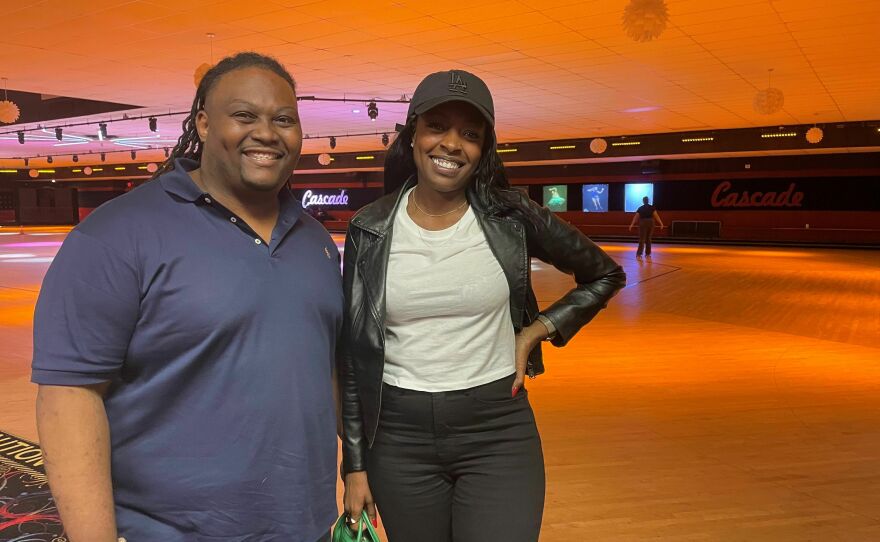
[
  {"xmin": 432, "ymin": 157, "xmax": 461, "ymax": 170},
  {"xmin": 247, "ymin": 152, "xmax": 279, "ymax": 161}
]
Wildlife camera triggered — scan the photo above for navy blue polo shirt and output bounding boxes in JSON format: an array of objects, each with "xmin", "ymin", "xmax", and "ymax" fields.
[{"xmin": 32, "ymin": 159, "xmax": 342, "ymax": 541}]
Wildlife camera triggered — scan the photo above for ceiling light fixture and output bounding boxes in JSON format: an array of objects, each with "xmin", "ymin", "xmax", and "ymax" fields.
[
  {"xmin": 46, "ymin": 156, "xmax": 53, "ymax": 164},
  {"xmin": 381, "ymin": 133, "xmax": 389, "ymax": 146},
  {"xmin": 589, "ymin": 138, "xmax": 608, "ymax": 154},
  {"xmin": 55, "ymin": 127, "xmax": 63, "ymax": 141},
  {"xmin": 329, "ymin": 136, "xmax": 336, "ymax": 150},
  {"xmin": 761, "ymin": 132, "xmax": 797, "ymax": 138},
  {"xmin": 0, "ymin": 78, "xmax": 21, "ymax": 124},
  {"xmin": 367, "ymin": 101, "xmax": 378, "ymax": 121},
  {"xmin": 805, "ymin": 127, "xmax": 824, "ymax": 144},
  {"xmin": 754, "ymin": 69, "xmax": 784, "ymax": 115},
  {"xmin": 622, "ymin": 0, "xmax": 669, "ymax": 42},
  {"xmin": 72, "ymin": 154, "xmax": 78, "ymax": 162},
  {"xmin": 194, "ymin": 33, "xmax": 216, "ymax": 87},
  {"xmin": 149, "ymin": 117, "xmax": 158, "ymax": 132},
  {"xmin": 99, "ymin": 123, "xmax": 108, "ymax": 140},
  {"xmin": 17, "ymin": 131, "xmax": 24, "ymax": 144}
]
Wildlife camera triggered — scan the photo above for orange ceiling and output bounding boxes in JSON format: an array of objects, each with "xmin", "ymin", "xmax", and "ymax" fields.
[{"xmin": 1, "ymin": 0, "xmax": 879, "ymax": 167}]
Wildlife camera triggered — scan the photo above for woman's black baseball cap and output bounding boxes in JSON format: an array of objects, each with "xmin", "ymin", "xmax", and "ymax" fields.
[{"xmin": 406, "ymin": 70, "xmax": 495, "ymax": 127}]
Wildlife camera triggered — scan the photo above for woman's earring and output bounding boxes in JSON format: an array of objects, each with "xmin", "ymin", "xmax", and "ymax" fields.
[{"xmin": 410, "ymin": 141, "xmax": 414, "ymax": 148}]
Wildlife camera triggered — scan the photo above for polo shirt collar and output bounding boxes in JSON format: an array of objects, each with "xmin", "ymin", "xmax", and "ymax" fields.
[
  {"xmin": 159, "ymin": 158, "xmax": 303, "ymax": 232},
  {"xmin": 159, "ymin": 158, "xmax": 205, "ymax": 201}
]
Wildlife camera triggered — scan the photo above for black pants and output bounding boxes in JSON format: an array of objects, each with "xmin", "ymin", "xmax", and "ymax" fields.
[
  {"xmin": 638, "ymin": 218, "xmax": 654, "ymax": 256},
  {"xmin": 367, "ymin": 373, "xmax": 545, "ymax": 542}
]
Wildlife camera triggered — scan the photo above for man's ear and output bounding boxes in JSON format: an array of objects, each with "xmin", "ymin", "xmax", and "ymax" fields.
[{"xmin": 195, "ymin": 110, "xmax": 208, "ymax": 143}]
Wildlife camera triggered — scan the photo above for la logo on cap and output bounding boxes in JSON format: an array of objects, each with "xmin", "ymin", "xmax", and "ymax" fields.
[{"xmin": 448, "ymin": 71, "xmax": 468, "ymax": 95}]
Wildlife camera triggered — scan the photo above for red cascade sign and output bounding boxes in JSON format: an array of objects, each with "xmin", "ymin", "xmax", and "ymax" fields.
[{"xmin": 711, "ymin": 181, "xmax": 804, "ymax": 208}]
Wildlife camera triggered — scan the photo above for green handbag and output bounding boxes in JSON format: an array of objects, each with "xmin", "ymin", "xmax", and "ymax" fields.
[{"xmin": 332, "ymin": 510, "xmax": 380, "ymax": 542}]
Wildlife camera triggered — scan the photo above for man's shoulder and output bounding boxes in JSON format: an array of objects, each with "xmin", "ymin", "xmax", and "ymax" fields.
[{"xmin": 74, "ymin": 180, "xmax": 166, "ymax": 240}]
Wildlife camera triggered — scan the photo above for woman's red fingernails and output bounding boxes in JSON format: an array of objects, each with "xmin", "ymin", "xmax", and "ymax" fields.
[{"xmin": 511, "ymin": 386, "xmax": 519, "ymax": 397}]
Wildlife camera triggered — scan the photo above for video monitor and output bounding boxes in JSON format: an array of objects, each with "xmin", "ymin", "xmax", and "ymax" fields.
[
  {"xmin": 542, "ymin": 185, "xmax": 568, "ymax": 212},
  {"xmin": 582, "ymin": 184, "xmax": 609, "ymax": 212},
  {"xmin": 624, "ymin": 183, "xmax": 654, "ymax": 212}
]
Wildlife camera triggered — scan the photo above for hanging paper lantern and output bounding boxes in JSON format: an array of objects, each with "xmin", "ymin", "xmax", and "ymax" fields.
[
  {"xmin": 318, "ymin": 153, "xmax": 333, "ymax": 166},
  {"xmin": 28, "ymin": 169, "xmax": 38, "ymax": 178},
  {"xmin": 805, "ymin": 127, "xmax": 824, "ymax": 144},
  {"xmin": 622, "ymin": 0, "xmax": 669, "ymax": 43},
  {"xmin": 589, "ymin": 138, "xmax": 608, "ymax": 154},
  {"xmin": 753, "ymin": 87, "xmax": 784, "ymax": 115},
  {"xmin": 194, "ymin": 63, "xmax": 213, "ymax": 88},
  {"xmin": 0, "ymin": 100, "xmax": 20, "ymax": 124}
]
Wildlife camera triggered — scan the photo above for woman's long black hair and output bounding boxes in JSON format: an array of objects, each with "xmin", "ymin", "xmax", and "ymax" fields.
[
  {"xmin": 384, "ymin": 117, "xmax": 540, "ymax": 225},
  {"xmin": 152, "ymin": 52, "xmax": 296, "ymax": 179}
]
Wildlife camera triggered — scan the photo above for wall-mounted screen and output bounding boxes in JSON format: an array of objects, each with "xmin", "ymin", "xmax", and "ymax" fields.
[
  {"xmin": 582, "ymin": 184, "xmax": 609, "ymax": 212},
  {"xmin": 543, "ymin": 185, "xmax": 568, "ymax": 212},
  {"xmin": 625, "ymin": 183, "xmax": 654, "ymax": 212}
]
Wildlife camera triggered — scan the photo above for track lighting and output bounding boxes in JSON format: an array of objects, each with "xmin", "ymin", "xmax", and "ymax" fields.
[
  {"xmin": 367, "ymin": 101, "xmax": 378, "ymax": 121},
  {"xmin": 382, "ymin": 133, "xmax": 389, "ymax": 146},
  {"xmin": 131, "ymin": 150, "xmax": 137, "ymax": 160},
  {"xmin": 99, "ymin": 123, "xmax": 108, "ymax": 140},
  {"xmin": 329, "ymin": 136, "xmax": 336, "ymax": 150},
  {"xmin": 164, "ymin": 147, "xmax": 170, "ymax": 158},
  {"xmin": 72, "ymin": 154, "xmax": 78, "ymax": 162},
  {"xmin": 149, "ymin": 117, "xmax": 157, "ymax": 132},
  {"xmin": 100, "ymin": 153, "xmax": 106, "ymax": 162},
  {"xmin": 17, "ymin": 131, "xmax": 24, "ymax": 144},
  {"xmin": 55, "ymin": 127, "xmax": 63, "ymax": 141},
  {"xmin": 23, "ymin": 158, "xmax": 29, "ymax": 166},
  {"xmin": 47, "ymin": 156, "xmax": 53, "ymax": 164}
]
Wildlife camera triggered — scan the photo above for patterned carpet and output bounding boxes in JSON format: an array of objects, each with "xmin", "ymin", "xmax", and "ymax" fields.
[{"xmin": 0, "ymin": 431, "xmax": 64, "ymax": 542}]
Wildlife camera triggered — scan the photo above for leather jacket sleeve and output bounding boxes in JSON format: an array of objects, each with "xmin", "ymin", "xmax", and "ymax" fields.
[
  {"xmin": 339, "ymin": 226, "xmax": 367, "ymax": 474},
  {"xmin": 525, "ymin": 199, "xmax": 627, "ymax": 346}
]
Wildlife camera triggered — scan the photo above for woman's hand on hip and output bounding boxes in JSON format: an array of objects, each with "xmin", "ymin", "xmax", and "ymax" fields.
[
  {"xmin": 513, "ymin": 321, "xmax": 549, "ymax": 396},
  {"xmin": 343, "ymin": 471, "xmax": 378, "ymax": 529}
]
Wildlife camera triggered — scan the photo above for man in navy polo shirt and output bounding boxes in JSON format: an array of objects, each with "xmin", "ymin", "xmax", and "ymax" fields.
[{"xmin": 32, "ymin": 53, "xmax": 340, "ymax": 542}]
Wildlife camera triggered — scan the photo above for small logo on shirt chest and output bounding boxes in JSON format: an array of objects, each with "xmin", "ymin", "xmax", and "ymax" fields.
[{"xmin": 324, "ymin": 247, "xmax": 332, "ymax": 259}]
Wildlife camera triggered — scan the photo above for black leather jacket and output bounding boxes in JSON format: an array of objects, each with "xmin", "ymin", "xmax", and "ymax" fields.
[{"xmin": 339, "ymin": 177, "xmax": 626, "ymax": 473}]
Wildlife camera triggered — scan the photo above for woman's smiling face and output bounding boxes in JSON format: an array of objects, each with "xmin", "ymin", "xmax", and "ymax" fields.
[{"xmin": 412, "ymin": 101, "xmax": 487, "ymax": 194}]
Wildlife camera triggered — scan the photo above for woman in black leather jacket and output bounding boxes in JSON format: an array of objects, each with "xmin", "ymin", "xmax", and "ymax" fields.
[{"xmin": 339, "ymin": 70, "xmax": 626, "ymax": 542}]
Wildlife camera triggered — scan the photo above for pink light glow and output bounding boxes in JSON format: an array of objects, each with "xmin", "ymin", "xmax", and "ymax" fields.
[{"xmin": 3, "ymin": 242, "xmax": 64, "ymax": 248}]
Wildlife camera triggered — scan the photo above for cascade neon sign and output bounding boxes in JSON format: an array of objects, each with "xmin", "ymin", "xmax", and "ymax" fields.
[
  {"xmin": 711, "ymin": 181, "xmax": 804, "ymax": 208},
  {"xmin": 301, "ymin": 189, "xmax": 349, "ymax": 208}
]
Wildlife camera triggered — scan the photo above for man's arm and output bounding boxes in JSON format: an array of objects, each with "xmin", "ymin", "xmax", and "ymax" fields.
[
  {"xmin": 653, "ymin": 210, "xmax": 665, "ymax": 229},
  {"xmin": 37, "ymin": 383, "xmax": 118, "ymax": 542}
]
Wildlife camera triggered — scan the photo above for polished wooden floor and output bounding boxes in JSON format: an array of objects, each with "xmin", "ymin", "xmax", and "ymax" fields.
[{"xmin": 1, "ymin": 229, "xmax": 878, "ymax": 540}]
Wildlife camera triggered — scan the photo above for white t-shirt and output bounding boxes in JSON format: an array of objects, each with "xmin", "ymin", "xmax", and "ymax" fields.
[{"xmin": 383, "ymin": 188, "xmax": 516, "ymax": 392}]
